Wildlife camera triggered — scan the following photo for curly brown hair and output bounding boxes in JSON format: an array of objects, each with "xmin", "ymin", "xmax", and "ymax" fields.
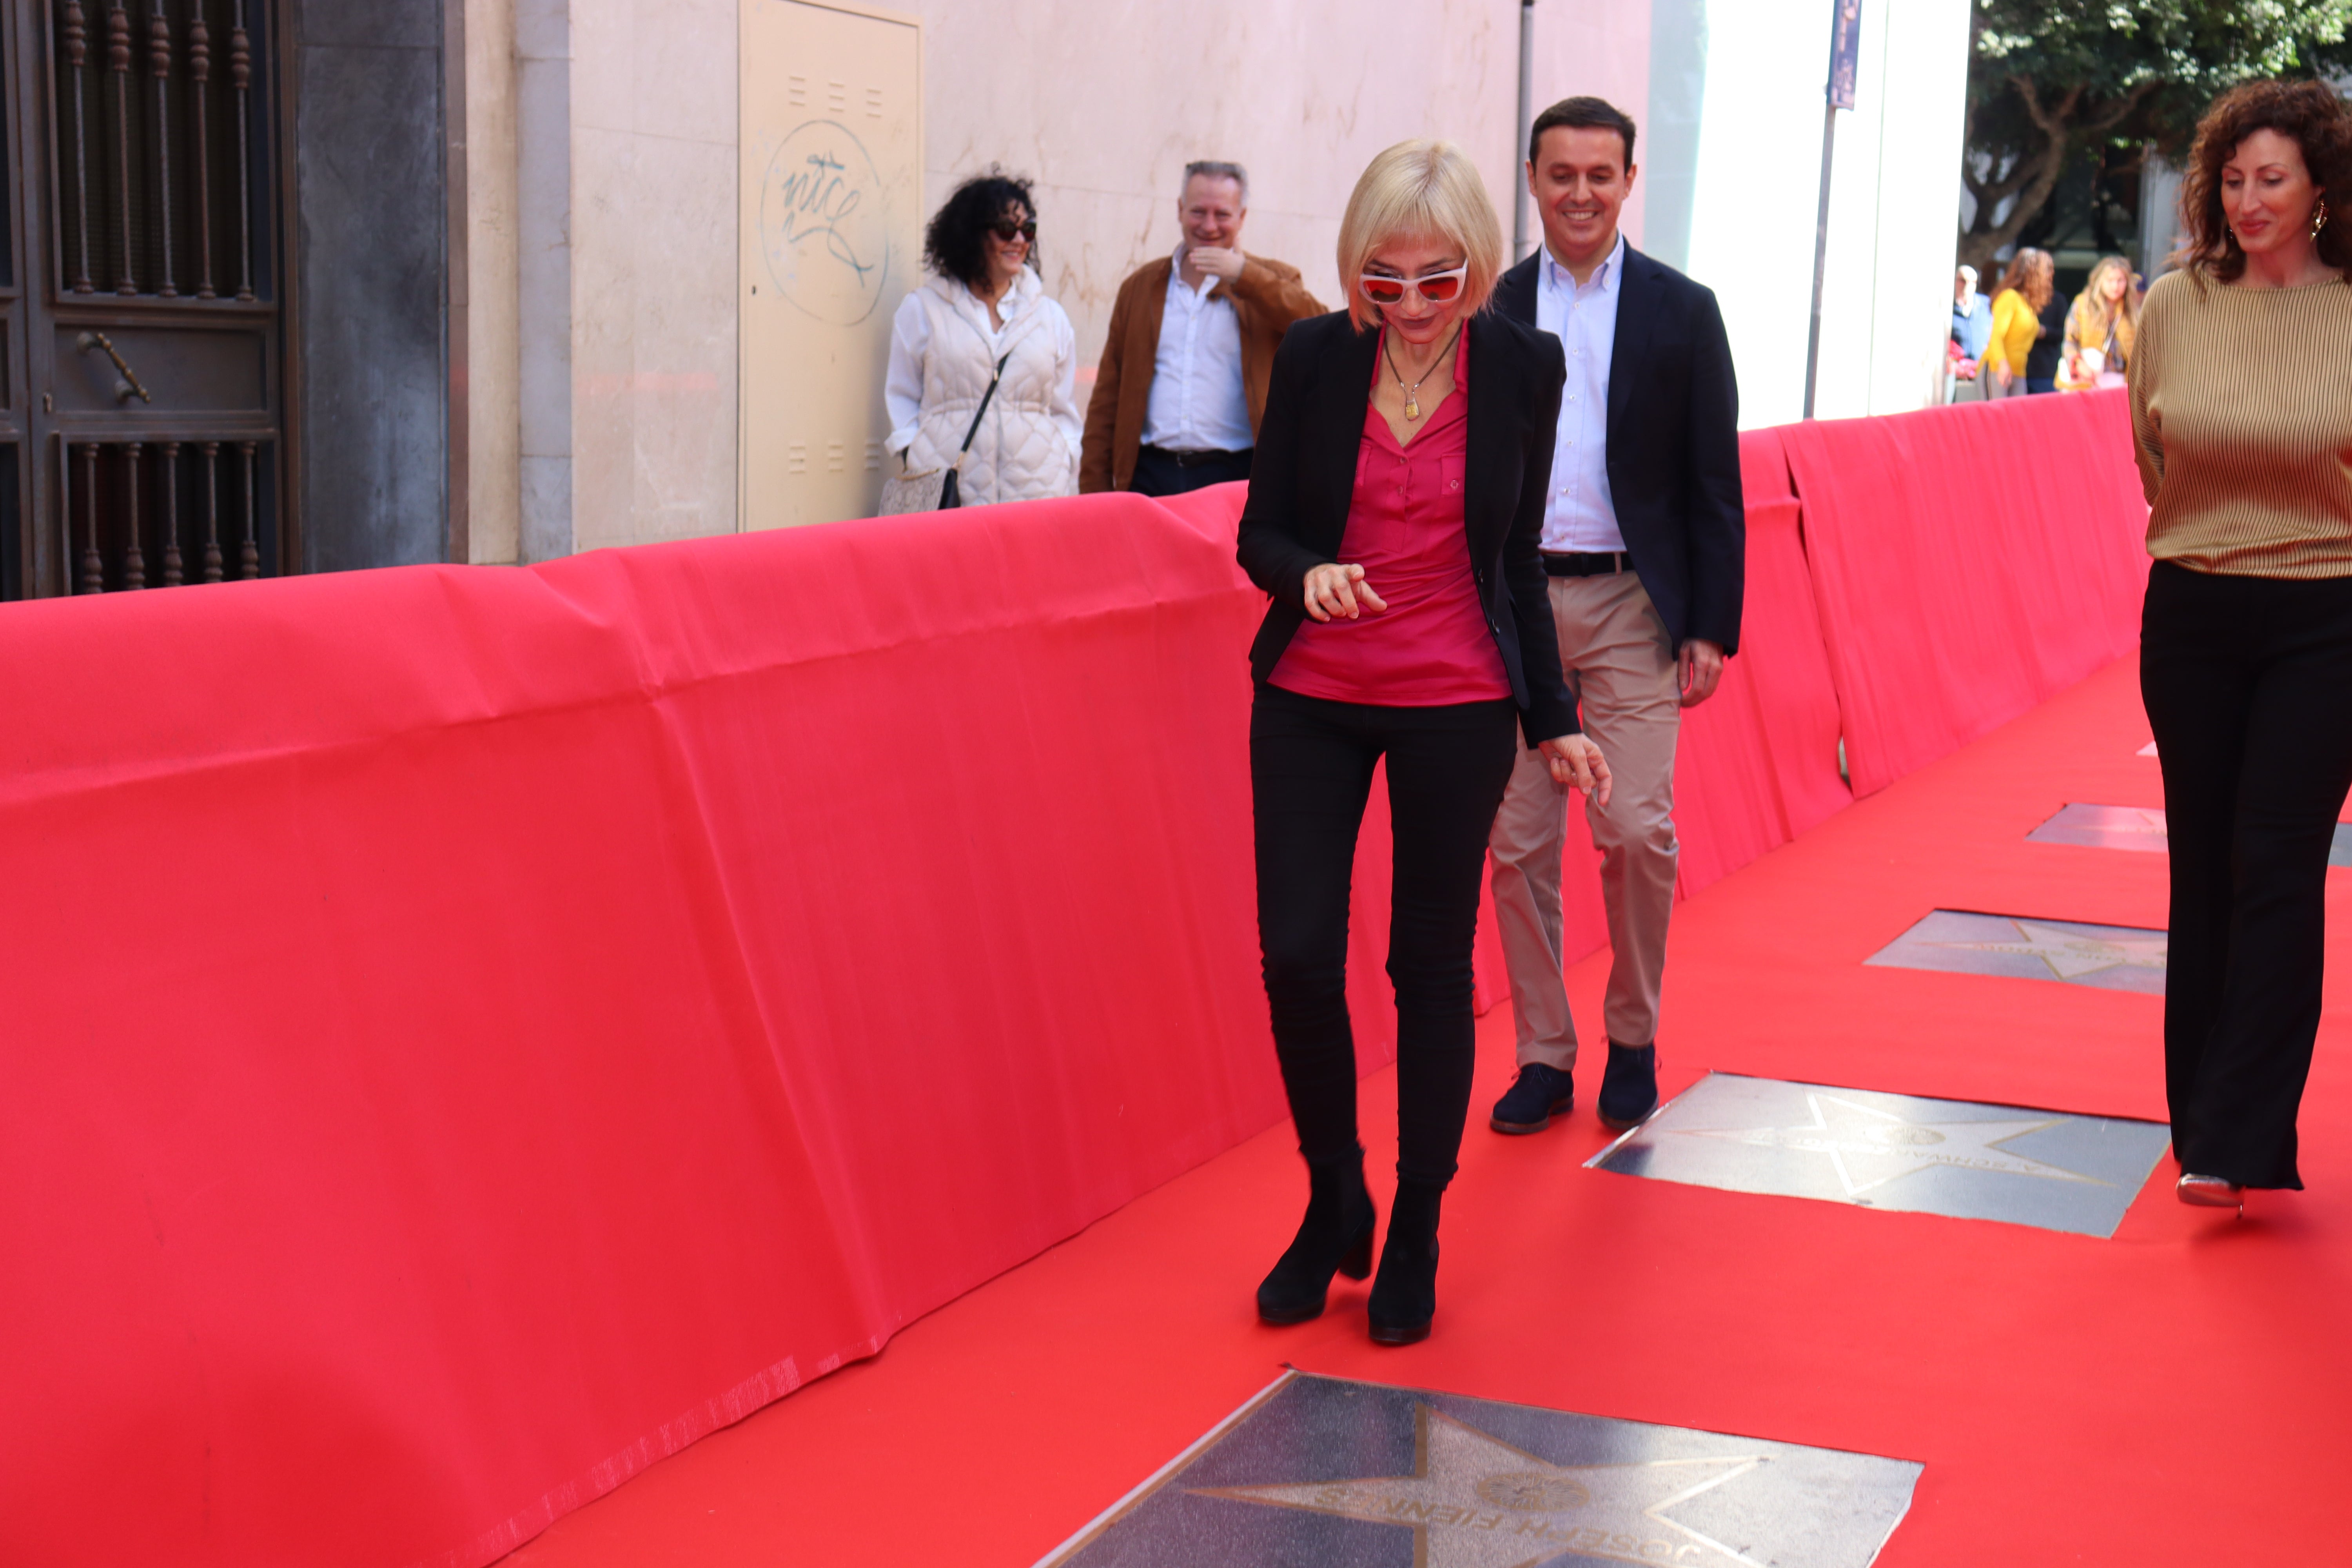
[{"xmin": 2175, "ymin": 78, "xmax": 2352, "ymax": 283}]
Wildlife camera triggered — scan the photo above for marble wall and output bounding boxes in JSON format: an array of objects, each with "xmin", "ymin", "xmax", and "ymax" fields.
[
  {"xmin": 909, "ymin": 0, "xmax": 1652, "ymax": 379},
  {"xmin": 410, "ymin": 0, "xmax": 1975, "ymax": 562},
  {"xmin": 1680, "ymin": 0, "xmax": 1972, "ymax": 428},
  {"xmin": 1808, "ymin": 0, "xmax": 1973, "ymax": 422},
  {"xmin": 459, "ymin": 0, "xmax": 1649, "ymax": 558}
]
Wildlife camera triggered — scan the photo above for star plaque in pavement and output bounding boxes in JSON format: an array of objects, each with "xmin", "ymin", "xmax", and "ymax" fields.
[
  {"xmin": 1588, "ymin": 1073, "xmax": 2172, "ymax": 1237},
  {"xmin": 1194, "ymin": 1405, "xmax": 1765, "ymax": 1568},
  {"xmin": 1924, "ymin": 918, "xmax": 2167, "ymax": 980},
  {"xmin": 1675, "ymin": 1091, "xmax": 2107, "ymax": 1197},
  {"xmin": 1037, "ymin": 1372, "xmax": 1923, "ymax": 1568},
  {"xmin": 1865, "ymin": 909, "xmax": 2167, "ymax": 995},
  {"xmin": 2025, "ymin": 802, "xmax": 2172, "ymax": 853}
]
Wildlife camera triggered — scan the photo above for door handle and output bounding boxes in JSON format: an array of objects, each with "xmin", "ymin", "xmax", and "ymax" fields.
[{"xmin": 75, "ymin": 330, "xmax": 152, "ymax": 405}]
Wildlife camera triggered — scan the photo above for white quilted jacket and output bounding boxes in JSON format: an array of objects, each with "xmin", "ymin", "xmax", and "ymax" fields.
[{"xmin": 886, "ymin": 270, "xmax": 1081, "ymax": 506}]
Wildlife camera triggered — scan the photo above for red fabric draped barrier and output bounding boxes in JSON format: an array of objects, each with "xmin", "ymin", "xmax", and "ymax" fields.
[
  {"xmin": 1673, "ymin": 429, "xmax": 1853, "ymax": 897},
  {"xmin": 0, "ymin": 392, "xmax": 2137, "ymax": 1568},
  {"xmin": 0, "ymin": 497, "xmax": 1298, "ymax": 1568},
  {"xmin": 1778, "ymin": 388, "xmax": 2150, "ymax": 796}
]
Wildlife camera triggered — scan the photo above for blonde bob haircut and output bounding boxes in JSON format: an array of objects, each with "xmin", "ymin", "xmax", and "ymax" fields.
[{"xmin": 1336, "ymin": 139, "xmax": 1505, "ymax": 330}]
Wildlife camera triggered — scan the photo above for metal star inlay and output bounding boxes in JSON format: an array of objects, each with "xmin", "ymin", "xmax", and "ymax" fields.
[
  {"xmin": 1675, "ymin": 1091, "xmax": 2109, "ymax": 1196},
  {"xmin": 1923, "ymin": 918, "xmax": 2167, "ymax": 980},
  {"xmin": 1192, "ymin": 1405, "xmax": 1766, "ymax": 1568}
]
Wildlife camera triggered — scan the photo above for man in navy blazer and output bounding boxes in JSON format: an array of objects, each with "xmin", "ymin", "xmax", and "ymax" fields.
[{"xmin": 1484, "ymin": 96, "xmax": 1744, "ymax": 1136}]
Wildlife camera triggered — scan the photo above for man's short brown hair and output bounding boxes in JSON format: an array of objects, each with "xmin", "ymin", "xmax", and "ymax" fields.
[{"xmin": 1528, "ymin": 96, "xmax": 1637, "ymax": 169}]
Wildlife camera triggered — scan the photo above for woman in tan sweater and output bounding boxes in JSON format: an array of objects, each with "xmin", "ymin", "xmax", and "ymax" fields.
[{"xmin": 2132, "ymin": 79, "xmax": 2352, "ymax": 1211}]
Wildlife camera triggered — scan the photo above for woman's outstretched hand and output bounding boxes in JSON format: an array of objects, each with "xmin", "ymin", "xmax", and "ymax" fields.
[
  {"xmin": 1539, "ymin": 734, "xmax": 1611, "ymax": 809},
  {"xmin": 1303, "ymin": 563, "xmax": 1388, "ymax": 622}
]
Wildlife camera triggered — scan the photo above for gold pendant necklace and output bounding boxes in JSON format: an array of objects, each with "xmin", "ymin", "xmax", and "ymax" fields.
[{"xmin": 1382, "ymin": 326, "xmax": 1462, "ymax": 421}]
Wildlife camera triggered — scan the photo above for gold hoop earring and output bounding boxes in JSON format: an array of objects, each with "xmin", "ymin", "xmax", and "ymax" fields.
[{"xmin": 2313, "ymin": 198, "xmax": 2331, "ymax": 238}]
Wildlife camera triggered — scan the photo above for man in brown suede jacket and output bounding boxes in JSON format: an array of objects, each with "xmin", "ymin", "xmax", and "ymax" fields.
[{"xmin": 1079, "ymin": 162, "xmax": 1324, "ymax": 497}]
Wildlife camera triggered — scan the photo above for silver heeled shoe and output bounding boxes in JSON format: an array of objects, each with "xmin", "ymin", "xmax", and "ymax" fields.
[{"xmin": 2176, "ymin": 1173, "xmax": 2244, "ymax": 1211}]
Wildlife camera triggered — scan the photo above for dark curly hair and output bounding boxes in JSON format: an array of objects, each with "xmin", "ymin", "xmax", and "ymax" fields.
[
  {"xmin": 2176, "ymin": 78, "xmax": 2352, "ymax": 284},
  {"xmin": 922, "ymin": 171, "xmax": 1038, "ymax": 290}
]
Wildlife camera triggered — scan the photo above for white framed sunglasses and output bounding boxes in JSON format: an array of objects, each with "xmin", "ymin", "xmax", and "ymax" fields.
[{"xmin": 1358, "ymin": 264, "xmax": 1470, "ymax": 306}]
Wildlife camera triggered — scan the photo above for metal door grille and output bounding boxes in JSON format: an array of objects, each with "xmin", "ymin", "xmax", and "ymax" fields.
[
  {"xmin": 58, "ymin": 432, "xmax": 270, "ymax": 592},
  {"xmin": 0, "ymin": 447, "xmax": 18, "ymax": 600},
  {"xmin": 52, "ymin": 0, "xmax": 266, "ymax": 303},
  {"xmin": 4, "ymin": 0, "xmax": 290, "ymax": 599}
]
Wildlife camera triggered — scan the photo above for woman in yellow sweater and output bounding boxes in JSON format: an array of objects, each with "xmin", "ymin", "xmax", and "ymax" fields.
[
  {"xmin": 1982, "ymin": 248, "xmax": 2053, "ymax": 397},
  {"xmin": 2132, "ymin": 79, "xmax": 2352, "ymax": 1212}
]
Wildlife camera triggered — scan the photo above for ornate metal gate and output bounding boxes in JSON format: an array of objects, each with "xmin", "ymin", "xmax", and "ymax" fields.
[{"xmin": 0, "ymin": 2, "xmax": 289, "ymax": 600}]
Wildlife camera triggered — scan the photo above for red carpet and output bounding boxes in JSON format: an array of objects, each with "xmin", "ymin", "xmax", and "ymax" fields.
[{"xmin": 503, "ymin": 653, "xmax": 2352, "ymax": 1568}]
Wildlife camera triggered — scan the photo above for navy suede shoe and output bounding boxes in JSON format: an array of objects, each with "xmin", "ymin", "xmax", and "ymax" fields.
[
  {"xmin": 1597, "ymin": 1043, "xmax": 1659, "ymax": 1130},
  {"xmin": 1489, "ymin": 1062, "xmax": 1575, "ymax": 1134}
]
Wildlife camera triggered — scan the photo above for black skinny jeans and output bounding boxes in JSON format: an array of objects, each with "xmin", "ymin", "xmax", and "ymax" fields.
[
  {"xmin": 1250, "ymin": 682, "xmax": 1521, "ymax": 1189},
  {"xmin": 2141, "ymin": 561, "xmax": 2352, "ymax": 1189}
]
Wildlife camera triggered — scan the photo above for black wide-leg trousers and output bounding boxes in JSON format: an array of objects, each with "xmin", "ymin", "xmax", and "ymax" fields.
[
  {"xmin": 1250, "ymin": 682, "xmax": 1521, "ymax": 1189},
  {"xmin": 2141, "ymin": 561, "xmax": 2352, "ymax": 1189}
]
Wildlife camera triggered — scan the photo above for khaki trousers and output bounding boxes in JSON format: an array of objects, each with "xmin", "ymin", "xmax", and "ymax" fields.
[{"xmin": 1488, "ymin": 572, "xmax": 1682, "ymax": 1070}]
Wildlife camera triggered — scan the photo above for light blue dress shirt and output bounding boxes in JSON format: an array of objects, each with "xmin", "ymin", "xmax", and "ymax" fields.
[
  {"xmin": 1534, "ymin": 233, "xmax": 1626, "ymax": 554},
  {"xmin": 1140, "ymin": 246, "xmax": 1256, "ymax": 452}
]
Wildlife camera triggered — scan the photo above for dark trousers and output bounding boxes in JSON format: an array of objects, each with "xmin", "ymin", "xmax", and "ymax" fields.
[
  {"xmin": 2141, "ymin": 561, "xmax": 2352, "ymax": 1188},
  {"xmin": 1131, "ymin": 444, "xmax": 1252, "ymax": 497},
  {"xmin": 1250, "ymin": 683, "xmax": 1521, "ymax": 1189}
]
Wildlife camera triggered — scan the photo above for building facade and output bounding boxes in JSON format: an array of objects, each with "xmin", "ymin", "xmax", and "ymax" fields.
[{"xmin": 2, "ymin": 0, "xmax": 1969, "ymax": 594}]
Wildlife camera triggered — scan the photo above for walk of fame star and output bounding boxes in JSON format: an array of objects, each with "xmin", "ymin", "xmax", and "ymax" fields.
[
  {"xmin": 1673, "ymin": 1090, "xmax": 2108, "ymax": 1196},
  {"xmin": 1193, "ymin": 1405, "xmax": 1766, "ymax": 1568},
  {"xmin": 1923, "ymin": 917, "xmax": 2167, "ymax": 980},
  {"xmin": 2058, "ymin": 805, "xmax": 2167, "ymax": 836}
]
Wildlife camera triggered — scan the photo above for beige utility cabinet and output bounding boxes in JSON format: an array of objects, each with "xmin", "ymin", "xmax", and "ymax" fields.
[{"xmin": 740, "ymin": 0, "xmax": 923, "ymax": 530}]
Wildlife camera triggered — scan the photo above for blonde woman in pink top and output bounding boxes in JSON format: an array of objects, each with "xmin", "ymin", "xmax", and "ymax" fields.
[{"xmin": 1236, "ymin": 140, "xmax": 1606, "ymax": 1346}]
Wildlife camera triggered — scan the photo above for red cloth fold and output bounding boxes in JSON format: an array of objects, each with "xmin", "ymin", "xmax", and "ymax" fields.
[
  {"xmin": 1779, "ymin": 389, "xmax": 2149, "ymax": 795},
  {"xmin": 1673, "ymin": 428, "xmax": 1853, "ymax": 895}
]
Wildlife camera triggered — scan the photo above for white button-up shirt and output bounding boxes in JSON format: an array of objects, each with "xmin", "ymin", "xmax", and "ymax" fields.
[
  {"xmin": 1535, "ymin": 232, "xmax": 1626, "ymax": 554},
  {"xmin": 1139, "ymin": 246, "xmax": 1255, "ymax": 452}
]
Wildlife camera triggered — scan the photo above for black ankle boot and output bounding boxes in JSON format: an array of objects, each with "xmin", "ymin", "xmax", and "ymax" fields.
[
  {"xmin": 1367, "ymin": 1180, "xmax": 1443, "ymax": 1345},
  {"xmin": 1256, "ymin": 1153, "xmax": 1376, "ymax": 1325}
]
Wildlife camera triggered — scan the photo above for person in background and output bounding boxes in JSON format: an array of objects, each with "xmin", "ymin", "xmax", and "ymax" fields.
[
  {"xmin": 1239, "ymin": 139, "xmax": 1603, "ymax": 1346},
  {"xmin": 2131, "ymin": 78, "xmax": 2352, "ymax": 1213},
  {"xmin": 1483, "ymin": 96, "xmax": 1743, "ymax": 1141},
  {"xmin": 1982, "ymin": 248, "xmax": 2053, "ymax": 399},
  {"xmin": 2024, "ymin": 258, "xmax": 2072, "ymax": 394},
  {"xmin": 881, "ymin": 172, "xmax": 1080, "ymax": 511},
  {"xmin": 2059, "ymin": 254, "xmax": 2138, "ymax": 391},
  {"xmin": 1080, "ymin": 162, "xmax": 1323, "ymax": 496},
  {"xmin": 1948, "ymin": 264, "xmax": 1991, "ymax": 401}
]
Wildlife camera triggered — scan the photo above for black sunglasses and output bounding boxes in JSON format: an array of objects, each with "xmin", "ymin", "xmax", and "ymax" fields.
[{"xmin": 991, "ymin": 220, "xmax": 1038, "ymax": 243}]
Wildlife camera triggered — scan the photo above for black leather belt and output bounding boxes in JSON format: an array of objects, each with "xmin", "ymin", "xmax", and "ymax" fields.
[
  {"xmin": 1542, "ymin": 550, "xmax": 1628, "ymax": 577},
  {"xmin": 1142, "ymin": 445, "xmax": 1251, "ymax": 468}
]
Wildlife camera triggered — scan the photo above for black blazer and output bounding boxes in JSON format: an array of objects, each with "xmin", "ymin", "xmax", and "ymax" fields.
[
  {"xmin": 1492, "ymin": 245, "xmax": 1746, "ymax": 654},
  {"xmin": 1236, "ymin": 309, "xmax": 1580, "ymax": 743}
]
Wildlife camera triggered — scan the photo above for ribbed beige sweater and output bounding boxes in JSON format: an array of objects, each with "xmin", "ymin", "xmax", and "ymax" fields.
[{"xmin": 2130, "ymin": 267, "xmax": 2352, "ymax": 577}]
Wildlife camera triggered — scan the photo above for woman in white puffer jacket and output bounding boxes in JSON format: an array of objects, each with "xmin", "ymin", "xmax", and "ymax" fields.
[{"xmin": 882, "ymin": 172, "xmax": 1082, "ymax": 508}]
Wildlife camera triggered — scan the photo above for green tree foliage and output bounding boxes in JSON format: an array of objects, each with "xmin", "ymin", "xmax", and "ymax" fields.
[{"xmin": 1960, "ymin": 0, "xmax": 2352, "ymax": 272}]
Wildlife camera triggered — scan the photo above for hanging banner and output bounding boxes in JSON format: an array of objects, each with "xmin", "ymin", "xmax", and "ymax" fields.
[{"xmin": 1828, "ymin": 0, "xmax": 1864, "ymax": 109}]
